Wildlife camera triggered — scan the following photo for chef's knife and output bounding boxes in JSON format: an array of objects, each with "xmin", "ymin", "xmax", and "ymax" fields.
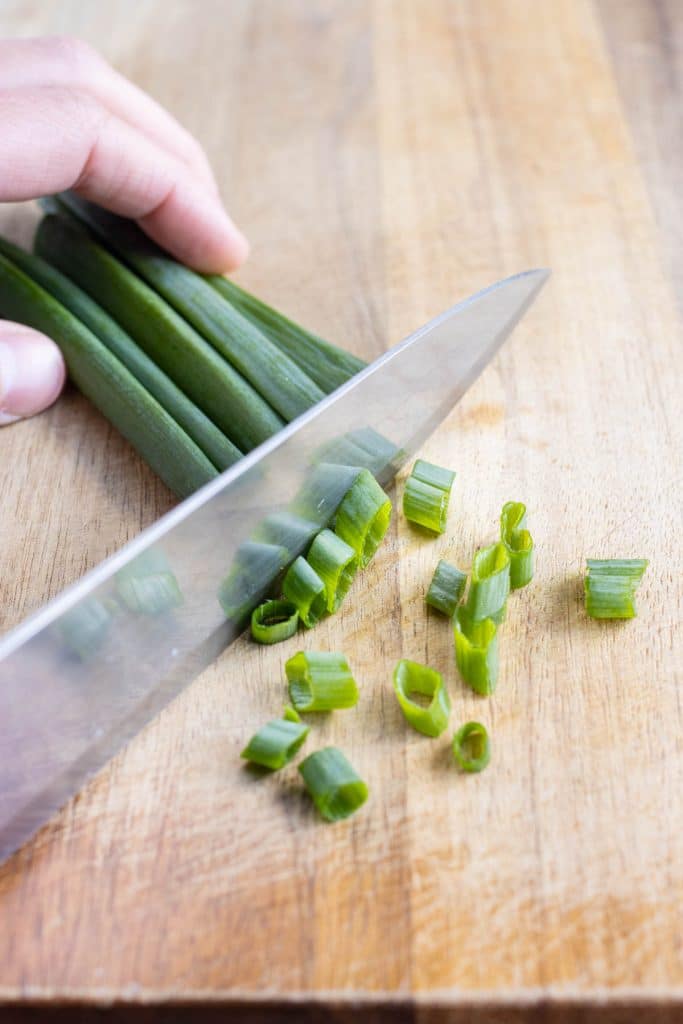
[{"xmin": 0, "ymin": 268, "xmax": 547, "ymax": 862}]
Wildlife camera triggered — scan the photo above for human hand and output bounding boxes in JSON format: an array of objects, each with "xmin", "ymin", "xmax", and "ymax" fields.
[{"xmin": 0, "ymin": 35, "xmax": 249, "ymax": 425}]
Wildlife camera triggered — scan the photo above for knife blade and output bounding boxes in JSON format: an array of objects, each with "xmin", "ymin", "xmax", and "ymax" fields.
[{"xmin": 0, "ymin": 268, "xmax": 547, "ymax": 862}]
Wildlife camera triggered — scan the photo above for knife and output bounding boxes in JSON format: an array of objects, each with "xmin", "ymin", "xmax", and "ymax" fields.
[{"xmin": 0, "ymin": 268, "xmax": 547, "ymax": 863}]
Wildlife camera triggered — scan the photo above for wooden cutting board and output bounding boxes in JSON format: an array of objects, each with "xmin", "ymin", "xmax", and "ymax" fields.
[{"xmin": 0, "ymin": 1, "xmax": 681, "ymax": 1020}]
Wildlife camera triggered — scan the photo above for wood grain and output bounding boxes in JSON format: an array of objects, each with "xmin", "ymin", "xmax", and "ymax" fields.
[{"xmin": 0, "ymin": 0, "xmax": 681, "ymax": 1019}]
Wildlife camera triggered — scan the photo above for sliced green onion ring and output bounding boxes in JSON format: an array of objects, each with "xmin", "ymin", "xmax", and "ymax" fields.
[
  {"xmin": 402, "ymin": 459, "xmax": 455, "ymax": 535},
  {"xmin": 55, "ymin": 598, "xmax": 111, "ymax": 661},
  {"xmin": 298, "ymin": 747, "xmax": 368, "ymax": 821},
  {"xmin": 307, "ymin": 529, "xmax": 358, "ymax": 612},
  {"xmin": 282, "ymin": 557, "xmax": 327, "ymax": 628},
  {"xmin": 251, "ymin": 599, "xmax": 299, "ymax": 644},
  {"xmin": 241, "ymin": 713, "xmax": 310, "ymax": 771},
  {"xmin": 426, "ymin": 559, "xmax": 467, "ymax": 617},
  {"xmin": 500, "ymin": 501, "xmax": 534, "ymax": 590},
  {"xmin": 585, "ymin": 558, "xmax": 648, "ymax": 619},
  {"xmin": 411, "ymin": 458, "xmax": 456, "ymax": 493},
  {"xmin": 218, "ymin": 542, "xmax": 289, "ymax": 624},
  {"xmin": 283, "ymin": 704, "xmax": 302, "ymax": 723},
  {"xmin": 285, "ymin": 651, "xmax": 359, "ymax": 711},
  {"xmin": 334, "ymin": 468, "xmax": 392, "ymax": 568},
  {"xmin": 393, "ymin": 659, "xmax": 451, "ymax": 737},
  {"xmin": 452, "ymin": 721, "xmax": 491, "ymax": 773},
  {"xmin": 453, "ymin": 606, "xmax": 499, "ymax": 696},
  {"xmin": 116, "ymin": 572, "xmax": 183, "ymax": 615},
  {"xmin": 464, "ymin": 542, "xmax": 510, "ymax": 624}
]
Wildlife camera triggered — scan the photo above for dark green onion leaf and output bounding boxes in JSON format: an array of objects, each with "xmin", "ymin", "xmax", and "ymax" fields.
[
  {"xmin": 452, "ymin": 721, "xmax": 491, "ymax": 773},
  {"xmin": 464, "ymin": 542, "xmax": 510, "ymax": 624},
  {"xmin": 453, "ymin": 606, "xmax": 499, "ymax": 696},
  {"xmin": 500, "ymin": 501, "xmax": 534, "ymax": 590},
  {"xmin": 251, "ymin": 599, "xmax": 299, "ymax": 644},
  {"xmin": 426, "ymin": 559, "xmax": 467, "ymax": 617},
  {"xmin": 335, "ymin": 468, "xmax": 392, "ymax": 567},
  {"xmin": 282, "ymin": 557, "xmax": 327, "ymax": 628},
  {"xmin": 298, "ymin": 747, "xmax": 368, "ymax": 821},
  {"xmin": 307, "ymin": 529, "xmax": 358, "ymax": 613},
  {"xmin": 584, "ymin": 558, "xmax": 648, "ymax": 619},
  {"xmin": 241, "ymin": 715, "xmax": 309, "ymax": 771},
  {"xmin": 285, "ymin": 651, "xmax": 359, "ymax": 712},
  {"xmin": 393, "ymin": 659, "xmax": 451, "ymax": 737}
]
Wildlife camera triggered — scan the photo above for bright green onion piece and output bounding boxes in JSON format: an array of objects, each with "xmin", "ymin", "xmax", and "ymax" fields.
[
  {"xmin": 453, "ymin": 607, "xmax": 499, "ymax": 695},
  {"xmin": 334, "ymin": 469, "xmax": 392, "ymax": 568},
  {"xmin": 298, "ymin": 747, "xmax": 368, "ymax": 821},
  {"xmin": 241, "ymin": 714, "xmax": 310, "ymax": 771},
  {"xmin": 584, "ymin": 558, "xmax": 648, "ymax": 619},
  {"xmin": 282, "ymin": 557, "xmax": 327, "ymax": 628},
  {"xmin": 307, "ymin": 529, "xmax": 358, "ymax": 613},
  {"xmin": 500, "ymin": 501, "xmax": 534, "ymax": 590},
  {"xmin": 452, "ymin": 721, "xmax": 491, "ymax": 773},
  {"xmin": 283, "ymin": 704, "xmax": 302, "ymax": 723},
  {"xmin": 392, "ymin": 659, "xmax": 451, "ymax": 737},
  {"xmin": 402, "ymin": 478, "xmax": 448, "ymax": 534},
  {"xmin": 426, "ymin": 559, "xmax": 467, "ymax": 617},
  {"xmin": 464, "ymin": 542, "xmax": 510, "ymax": 624},
  {"xmin": 251, "ymin": 599, "xmax": 299, "ymax": 644},
  {"xmin": 285, "ymin": 651, "xmax": 359, "ymax": 711},
  {"xmin": 411, "ymin": 459, "xmax": 456, "ymax": 493}
]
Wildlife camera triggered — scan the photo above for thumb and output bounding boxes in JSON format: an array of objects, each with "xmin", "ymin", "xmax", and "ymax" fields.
[{"xmin": 0, "ymin": 323, "xmax": 65, "ymax": 426}]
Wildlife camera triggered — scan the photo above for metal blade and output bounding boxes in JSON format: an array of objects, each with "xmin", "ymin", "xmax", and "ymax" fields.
[{"xmin": 0, "ymin": 268, "xmax": 548, "ymax": 861}]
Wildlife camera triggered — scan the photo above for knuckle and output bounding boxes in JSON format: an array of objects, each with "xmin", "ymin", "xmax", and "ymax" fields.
[{"xmin": 47, "ymin": 34, "xmax": 102, "ymax": 81}]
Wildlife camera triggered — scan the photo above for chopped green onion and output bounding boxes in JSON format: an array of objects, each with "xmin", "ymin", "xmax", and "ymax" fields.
[
  {"xmin": 116, "ymin": 572, "xmax": 183, "ymax": 615},
  {"xmin": 584, "ymin": 558, "xmax": 648, "ymax": 619},
  {"xmin": 251, "ymin": 599, "xmax": 299, "ymax": 644},
  {"xmin": 410, "ymin": 459, "xmax": 456, "ymax": 493},
  {"xmin": 291, "ymin": 463, "xmax": 362, "ymax": 527},
  {"xmin": 218, "ymin": 542, "xmax": 289, "ymax": 625},
  {"xmin": 453, "ymin": 606, "xmax": 499, "ymax": 695},
  {"xmin": 298, "ymin": 747, "xmax": 368, "ymax": 821},
  {"xmin": 283, "ymin": 704, "xmax": 302, "ymax": 723},
  {"xmin": 285, "ymin": 651, "xmax": 359, "ymax": 711},
  {"xmin": 402, "ymin": 459, "xmax": 455, "ymax": 535},
  {"xmin": 392, "ymin": 659, "xmax": 451, "ymax": 737},
  {"xmin": 241, "ymin": 713, "xmax": 310, "ymax": 771},
  {"xmin": 307, "ymin": 529, "xmax": 358, "ymax": 613},
  {"xmin": 282, "ymin": 557, "xmax": 327, "ymax": 628},
  {"xmin": 500, "ymin": 501, "xmax": 534, "ymax": 590},
  {"xmin": 334, "ymin": 469, "xmax": 392, "ymax": 568},
  {"xmin": 464, "ymin": 542, "xmax": 510, "ymax": 624},
  {"xmin": 252, "ymin": 512, "xmax": 319, "ymax": 559},
  {"xmin": 426, "ymin": 559, "xmax": 467, "ymax": 617},
  {"xmin": 55, "ymin": 599, "xmax": 111, "ymax": 660},
  {"xmin": 452, "ymin": 721, "xmax": 491, "ymax": 773}
]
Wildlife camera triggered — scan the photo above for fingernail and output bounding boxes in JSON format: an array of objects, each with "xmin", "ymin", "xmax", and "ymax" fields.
[{"xmin": 0, "ymin": 333, "xmax": 65, "ymax": 425}]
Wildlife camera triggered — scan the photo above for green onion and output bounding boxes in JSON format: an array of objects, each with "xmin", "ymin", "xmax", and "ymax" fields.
[
  {"xmin": 298, "ymin": 747, "xmax": 368, "ymax": 821},
  {"xmin": 410, "ymin": 459, "xmax": 456, "ymax": 493},
  {"xmin": 453, "ymin": 607, "xmax": 499, "ymax": 696},
  {"xmin": 426, "ymin": 560, "xmax": 467, "ymax": 617},
  {"xmin": 252, "ymin": 513, "xmax": 319, "ymax": 559},
  {"xmin": 452, "ymin": 721, "xmax": 491, "ymax": 773},
  {"xmin": 282, "ymin": 557, "xmax": 327, "ymax": 628},
  {"xmin": 209, "ymin": 277, "xmax": 367, "ymax": 395},
  {"xmin": 315, "ymin": 428, "xmax": 401, "ymax": 478},
  {"xmin": 54, "ymin": 599, "xmax": 111, "ymax": 661},
  {"xmin": 0, "ymin": 251, "xmax": 217, "ymax": 498},
  {"xmin": 218, "ymin": 542, "xmax": 289, "ymax": 625},
  {"xmin": 241, "ymin": 713, "xmax": 309, "ymax": 771},
  {"xmin": 116, "ymin": 572, "xmax": 182, "ymax": 615},
  {"xmin": 464, "ymin": 542, "xmax": 510, "ymax": 624},
  {"xmin": 291, "ymin": 463, "xmax": 362, "ymax": 527},
  {"xmin": 35, "ymin": 213, "xmax": 283, "ymax": 452},
  {"xmin": 251, "ymin": 599, "xmax": 299, "ymax": 644},
  {"xmin": 500, "ymin": 502, "xmax": 534, "ymax": 590},
  {"xmin": 283, "ymin": 705, "xmax": 302, "ymax": 723},
  {"xmin": 584, "ymin": 559, "xmax": 649, "ymax": 619},
  {"xmin": 392, "ymin": 659, "xmax": 451, "ymax": 737},
  {"xmin": 306, "ymin": 529, "xmax": 358, "ymax": 613},
  {"xmin": 285, "ymin": 651, "xmax": 359, "ymax": 712},
  {"xmin": 54, "ymin": 195, "xmax": 326, "ymax": 421},
  {"xmin": 0, "ymin": 235, "xmax": 240, "ymax": 472},
  {"xmin": 334, "ymin": 469, "xmax": 392, "ymax": 568},
  {"xmin": 402, "ymin": 459, "xmax": 455, "ymax": 534}
]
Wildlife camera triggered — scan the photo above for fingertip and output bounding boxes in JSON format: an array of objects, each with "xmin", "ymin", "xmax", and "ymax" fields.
[
  {"xmin": 0, "ymin": 327, "xmax": 65, "ymax": 424},
  {"xmin": 137, "ymin": 185, "xmax": 250, "ymax": 274}
]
